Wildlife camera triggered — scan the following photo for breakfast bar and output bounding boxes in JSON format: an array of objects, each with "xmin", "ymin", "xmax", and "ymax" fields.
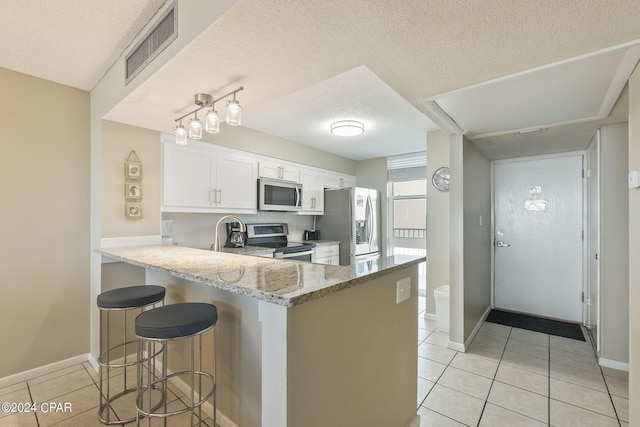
[{"xmin": 99, "ymin": 245, "xmax": 423, "ymax": 427}]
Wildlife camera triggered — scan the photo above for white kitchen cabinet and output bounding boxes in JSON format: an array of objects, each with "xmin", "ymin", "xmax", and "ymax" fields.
[
  {"xmin": 324, "ymin": 172, "xmax": 356, "ymax": 189},
  {"xmin": 312, "ymin": 244, "xmax": 340, "ymax": 265},
  {"xmin": 215, "ymin": 151, "xmax": 258, "ymax": 210},
  {"xmin": 299, "ymin": 168, "xmax": 324, "ymax": 214},
  {"xmin": 259, "ymin": 159, "xmax": 300, "ymax": 182},
  {"xmin": 163, "ymin": 140, "xmax": 257, "ymax": 213}
]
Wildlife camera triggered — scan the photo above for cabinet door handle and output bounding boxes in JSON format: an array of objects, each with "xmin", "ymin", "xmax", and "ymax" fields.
[
  {"xmin": 218, "ymin": 188, "xmax": 222, "ymax": 205},
  {"xmin": 210, "ymin": 189, "xmax": 216, "ymax": 205}
]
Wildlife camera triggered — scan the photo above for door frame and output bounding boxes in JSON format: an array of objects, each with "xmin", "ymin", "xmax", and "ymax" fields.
[
  {"xmin": 490, "ymin": 151, "xmax": 588, "ymax": 324},
  {"xmin": 586, "ymin": 132, "xmax": 601, "ymax": 351}
]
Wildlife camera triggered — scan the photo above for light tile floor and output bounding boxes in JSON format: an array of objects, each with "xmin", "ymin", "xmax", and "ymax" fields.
[
  {"xmin": 417, "ymin": 296, "xmax": 629, "ymax": 427},
  {"xmin": 0, "ymin": 362, "xmax": 214, "ymax": 426},
  {"xmin": 0, "ymin": 296, "xmax": 629, "ymax": 426}
]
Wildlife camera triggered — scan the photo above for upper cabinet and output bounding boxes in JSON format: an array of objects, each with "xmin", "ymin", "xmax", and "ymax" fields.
[
  {"xmin": 299, "ymin": 168, "xmax": 325, "ymax": 214},
  {"xmin": 162, "ymin": 140, "xmax": 257, "ymax": 213},
  {"xmin": 161, "ymin": 134, "xmax": 355, "ymax": 215},
  {"xmin": 324, "ymin": 172, "xmax": 355, "ymax": 189},
  {"xmin": 258, "ymin": 160, "xmax": 300, "ymax": 182}
]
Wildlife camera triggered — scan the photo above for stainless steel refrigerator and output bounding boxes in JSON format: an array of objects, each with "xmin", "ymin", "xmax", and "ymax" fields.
[{"xmin": 316, "ymin": 187, "xmax": 380, "ymax": 265}]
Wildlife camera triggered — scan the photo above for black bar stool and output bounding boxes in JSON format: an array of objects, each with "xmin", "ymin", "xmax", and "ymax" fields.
[
  {"xmin": 97, "ymin": 285, "xmax": 166, "ymax": 425},
  {"xmin": 135, "ymin": 302, "xmax": 218, "ymax": 427}
]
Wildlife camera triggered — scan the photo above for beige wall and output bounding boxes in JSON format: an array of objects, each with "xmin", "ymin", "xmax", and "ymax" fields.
[
  {"xmin": 628, "ymin": 66, "xmax": 640, "ymax": 426},
  {"xmin": 355, "ymin": 157, "xmax": 388, "ymax": 256},
  {"xmin": 599, "ymin": 123, "xmax": 629, "ymax": 365},
  {"xmin": 101, "ymin": 120, "xmax": 161, "ymax": 238},
  {"xmin": 202, "ymin": 124, "xmax": 356, "ymax": 175},
  {"xmin": 449, "ymin": 134, "xmax": 465, "ymax": 345},
  {"xmin": 0, "ymin": 68, "xmax": 90, "ymax": 377},
  {"xmin": 462, "ymin": 139, "xmax": 492, "ymax": 339},
  {"xmin": 426, "ymin": 130, "xmax": 451, "ymax": 314}
]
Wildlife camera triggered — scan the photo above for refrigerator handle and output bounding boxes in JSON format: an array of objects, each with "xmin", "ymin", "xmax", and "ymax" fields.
[{"xmin": 366, "ymin": 195, "xmax": 373, "ymax": 245}]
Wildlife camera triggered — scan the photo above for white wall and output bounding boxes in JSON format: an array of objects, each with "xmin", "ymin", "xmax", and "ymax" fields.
[
  {"xmin": 627, "ymin": 66, "xmax": 640, "ymax": 426},
  {"xmin": 599, "ymin": 122, "xmax": 629, "ymax": 366},
  {"xmin": 426, "ymin": 130, "xmax": 451, "ymax": 315}
]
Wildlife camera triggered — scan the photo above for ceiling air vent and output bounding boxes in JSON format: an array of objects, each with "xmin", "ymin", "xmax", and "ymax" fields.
[{"xmin": 125, "ymin": 3, "xmax": 177, "ymax": 85}]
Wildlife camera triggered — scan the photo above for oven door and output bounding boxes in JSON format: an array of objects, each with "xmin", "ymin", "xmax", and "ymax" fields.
[
  {"xmin": 258, "ymin": 178, "xmax": 302, "ymax": 211},
  {"xmin": 274, "ymin": 249, "xmax": 314, "ymax": 262}
]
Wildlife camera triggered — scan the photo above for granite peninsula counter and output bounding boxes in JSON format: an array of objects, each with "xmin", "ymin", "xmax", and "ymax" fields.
[
  {"xmin": 98, "ymin": 245, "xmax": 424, "ymax": 307},
  {"xmin": 98, "ymin": 244, "xmax": 424, "ymax": 427}
]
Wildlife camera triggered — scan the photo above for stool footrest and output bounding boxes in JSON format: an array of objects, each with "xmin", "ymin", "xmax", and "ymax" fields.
[{"xmin": 136, "ymin": 371, "xmax": 215, "ymax": 418}]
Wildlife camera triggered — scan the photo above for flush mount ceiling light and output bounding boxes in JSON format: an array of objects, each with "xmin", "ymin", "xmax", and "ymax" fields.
[
  {"xmin": 330, "ymin": 120, "xmax": 364, "ymax": 137},
  {"xmin": 174, "ymin": 86, "xmax": 244, "ymax": 144}
]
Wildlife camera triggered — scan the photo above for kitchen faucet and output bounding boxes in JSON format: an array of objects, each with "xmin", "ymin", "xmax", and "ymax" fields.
[{"xmin": 212, "ymin": 215, "xmax": 246, "ymax": 251}]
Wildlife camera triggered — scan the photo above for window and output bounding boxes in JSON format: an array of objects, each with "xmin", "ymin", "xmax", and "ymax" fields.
[
  {"xmin": 392, "ymin": 180, "xmax": 426, "ymax": 238},
  {"xmin": 387, "ymin": 153, "xmax": 427, "ymax": 293}
]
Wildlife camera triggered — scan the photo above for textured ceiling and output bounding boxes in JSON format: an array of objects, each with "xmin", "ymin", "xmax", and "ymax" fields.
[
  {"xmin": 104, "ymin": 0, "xmax": 640, "ymax": 160},
  {"xmin": 4, "ymin": 0, "xmax": 640, "ymax": 159},
  {"xmin": 0, "ymin": 0, "xmax": 167, "ymax": 90}
]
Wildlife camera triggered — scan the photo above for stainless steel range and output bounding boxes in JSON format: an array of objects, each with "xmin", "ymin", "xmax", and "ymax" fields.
[{"xmin": 245, "ymin": 223, "xmax": 315, "ymax": 261}]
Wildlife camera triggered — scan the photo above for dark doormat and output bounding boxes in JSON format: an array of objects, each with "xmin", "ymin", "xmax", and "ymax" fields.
[{"xmin": 486, "ymin": 309, "xmax": 585, "ymax": 341}]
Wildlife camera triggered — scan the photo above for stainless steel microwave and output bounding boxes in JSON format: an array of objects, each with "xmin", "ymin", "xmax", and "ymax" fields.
[{"xmin": 258, "ymin": 178, "xmax": 303, "ymax": 211}]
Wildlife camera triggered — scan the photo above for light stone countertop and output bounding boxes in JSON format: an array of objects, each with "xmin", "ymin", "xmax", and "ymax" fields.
[{"xmin": 98, "ymin": 245, "xmax": 424, "ymax": 307}]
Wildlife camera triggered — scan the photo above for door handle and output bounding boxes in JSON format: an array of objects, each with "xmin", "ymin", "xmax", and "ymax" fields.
[{"xmin": 496, "ymin": 240, "xmax": 511, "ymax": 247}]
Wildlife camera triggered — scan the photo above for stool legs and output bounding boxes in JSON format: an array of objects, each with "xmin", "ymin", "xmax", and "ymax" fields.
[
  {"xmin": 98, "ymin": 309, "xmax": 138, "ymax": 424},
  {"xmin": 136, "ymin": 326, "xmax": 216, "ymax": 426},
  {"xmin": 99, "ymin": 302, "xmax": 163, "ymax": 425}
]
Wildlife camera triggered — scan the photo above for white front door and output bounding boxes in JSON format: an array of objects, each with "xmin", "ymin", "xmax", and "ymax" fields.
[{"xmin": 493, "ymin": 154, "xmax": 584, "ymax": 323}]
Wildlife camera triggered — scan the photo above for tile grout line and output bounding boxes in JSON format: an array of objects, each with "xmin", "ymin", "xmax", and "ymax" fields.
[
  {"xmin": 475, "ymin": 326, "xmax": 512, "ymax": 427},
  {"xmin": 585, "ymin": 326, "xmax": 623, "ymax": 427},
  {"xmin": 25, "ymin": 380, "xmax": 41, "ymax": 427}
]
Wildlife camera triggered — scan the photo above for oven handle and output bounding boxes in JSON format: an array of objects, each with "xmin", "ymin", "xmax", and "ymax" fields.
[{"xmin": 275, "ymin": 249, "xmax": 314, "ymax": 259}]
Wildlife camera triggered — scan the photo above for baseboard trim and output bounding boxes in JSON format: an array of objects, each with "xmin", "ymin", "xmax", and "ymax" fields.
[
  {"xmin": 407, "ymin": 413, "xmax": 420, "ymax": 427},
  {"xmin": 424, "ymin": 313, "xmax": 437, "ymax": 321},
  {"xmin": 0, "ymin": 354, "xmax": 89, "ymax": 389},
  {"xmin": 86, "ymin": 353, "xmax": 99, "ymax": 374},
  {"xmin": 447, "ymin": 341, "xmax": 465, "ymax": 352},
  {"xmin": 453, "ymin": 305, "xmax": 492, "ymax": 353},
  {"xmin": 599, "ymin": 358, "xmax": 629, "ymax": 372},
  {"xmin": 464, "ymin": 306, "xmax": 492, "ymax": 350}
]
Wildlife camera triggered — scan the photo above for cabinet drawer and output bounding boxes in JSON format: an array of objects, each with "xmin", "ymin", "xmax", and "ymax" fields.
[
  {"xmin": 314, "ymin": 244, "xmax": 339, "ymax": 259},
  {"xmin": 315, "ymin": 256, "xmax": 340, "ymax": 265}
]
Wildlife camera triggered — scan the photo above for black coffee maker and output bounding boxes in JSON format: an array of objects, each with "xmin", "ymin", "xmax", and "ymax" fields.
[{"xmin": 224, "ymin": 222, "xmax": 247, "ymax": 248}]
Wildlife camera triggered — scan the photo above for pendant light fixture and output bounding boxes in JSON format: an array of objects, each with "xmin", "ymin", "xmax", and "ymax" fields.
[
  {"xmin": 226, "ymin": 92, "xmax": 242, "ymax": 126},
  {"xmin": 173, "ymin": 86, "xmax": 244, "ymax": 144},
  {"xmin": 205, "ymin": 106, "xmax": 219, "ymax": 133},
  {"xmin": 330, "ymin": 120, "xmax": 364, "ymax": 137},
  {"xmin": 188, "ymin": 112, "xmax": 202, "ymax": 139},
  {"xmin": 175, "ymin": 120, "xmax": 187, "ymax": 145}
]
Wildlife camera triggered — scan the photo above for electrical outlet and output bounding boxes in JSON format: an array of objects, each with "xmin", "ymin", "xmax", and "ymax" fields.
[{"xmin": 396, "ymin": 277, "xmax": 411, "ymax": 304}]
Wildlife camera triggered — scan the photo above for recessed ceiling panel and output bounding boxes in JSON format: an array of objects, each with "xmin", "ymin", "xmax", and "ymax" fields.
[
  {"xmin": 429, "ymin": 45, "xmax": 638, "ymax": 138},
  {"xmin": 241, "ymin": 66, "xmax": 438, "ymax": 160}
]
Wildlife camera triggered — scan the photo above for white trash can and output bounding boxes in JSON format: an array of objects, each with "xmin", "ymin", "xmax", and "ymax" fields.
[{"xmin": 434, "ymin": 285, "xmax": 450, "ymax": 333}]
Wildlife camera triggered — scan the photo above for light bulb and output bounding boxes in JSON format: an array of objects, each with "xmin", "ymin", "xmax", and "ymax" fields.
[
  {"xmin": 226, "ymin": 99, "xmax": 241, "ymax": 126},
  {"xmin": 205, "ymin": 109, "xmax": 219, "ymax": 133},
  {"xmin": 175, "ymin": 123, "xmax": 187, "ymax": 145},
  {"xmin": 189, "ymin": 117, "xmax": 202, "ymax": 139}
]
